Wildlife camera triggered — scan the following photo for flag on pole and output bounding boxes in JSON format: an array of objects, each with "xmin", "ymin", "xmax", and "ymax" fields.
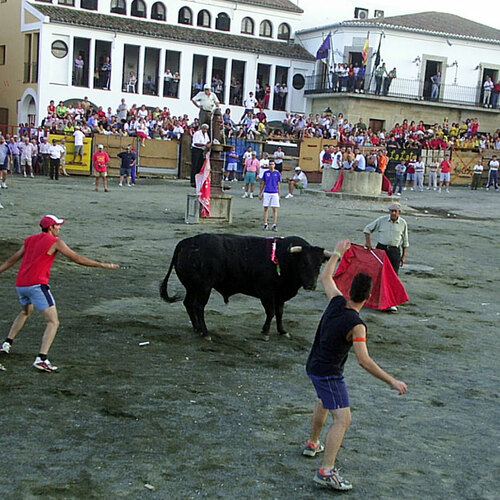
[
  {"xmin": 374, "ymin": 34, "xmax": 382, "ymax": 68},
  {"xmin": 361, "ymin": 33, "xmax": 370, "ymax": 66},
  {"xmin": 316, "ymin": 33, "xmax": 331, "ymax": 60},
  {"xmin": 195, "ymin": 153, "xmax": 211, "ymax": 217}
]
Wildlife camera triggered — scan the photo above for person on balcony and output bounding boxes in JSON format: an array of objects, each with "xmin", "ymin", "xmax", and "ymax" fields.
[
  {"xmin": 374, "ymin": 63, "xmax": 387, "ymax": 95},
  {"xmin": 430, "ymin": 71, "xmax": 441, "ymax": 101},
  {"xmin": 483, "ymin": 76, "xmax": 494, "ymax": 108},
  {"xmin": 383, "ymin": 67, "xmax": 397, "ymax": 96}
]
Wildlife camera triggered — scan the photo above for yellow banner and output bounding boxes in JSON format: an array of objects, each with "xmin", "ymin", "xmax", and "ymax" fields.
[{"xmin": 48, "ymin": 133, "xmax": 92, "ymax": 175}]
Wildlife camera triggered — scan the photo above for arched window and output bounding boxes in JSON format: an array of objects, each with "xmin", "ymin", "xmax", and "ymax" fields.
[
  {"xmin": 131, "ymin": 0, "xmax": 146, "ymax": 18},
  {"xmin": 151, "ymin": 2, "xmax": 166, "ymax": 21},
  {"xmin": 259, "ymin": 20, "xmax": 272, "ymax": 38},
  {"xmin": 197, "ymin": 9, "xmax": 211, "ymax": 28},
  {"xmin": 278, "ymin": 23, "xmax": 291, "ymax": 41},
  {"xmin": 241, "ymin": 17, "xmax": 254, "ymax": 35},
  {"xmin": 110, "ymin": 0, "xmax": 126, "ymax": 14},
  {"xmin": 178, "ymin": 7, "xmax": 193, "ymax": 25},
  {"xmin": 215, "ymin": 12, "xmax": 230, "ymax": 32}
]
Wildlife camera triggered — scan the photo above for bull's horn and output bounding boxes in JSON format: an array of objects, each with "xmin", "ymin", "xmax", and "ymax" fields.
[
  {"xmin": 289, "ymin": 246, "xmax": 303, "ymax": 253},
  {"xmin": 323, "ymin": 250, "xmax": 334, "ymax": 258}
]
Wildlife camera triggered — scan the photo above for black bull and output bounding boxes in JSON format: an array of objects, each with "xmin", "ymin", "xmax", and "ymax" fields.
[{"xmin": 160, "ymin": 234, "xmax": 333, "ymax": 339}]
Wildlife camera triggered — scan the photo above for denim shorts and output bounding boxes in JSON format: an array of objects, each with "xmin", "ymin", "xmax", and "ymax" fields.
[
  {"xmin": 308, "ymin": 373, "xmax": 350, "ymax": 409},
  {"xmin": 16, "ymin": 284, "xmax": 55, "ymax": 310}
]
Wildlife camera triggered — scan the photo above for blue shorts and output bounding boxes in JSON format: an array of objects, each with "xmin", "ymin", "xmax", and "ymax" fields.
[
  {"xmin": 244, "ymin": 171, "xmax": 257, "ymax": 183},
  {"xmin": 16, "ymin": 284, "xmax": 55, "ymax": 311},
  {"xmin": 406, "ymin": 173, "xmax": 415, "ymax": 181},
  {"xmin": 226, "ymin": 163, "xmax": 237, "ymax": 172},
  {"xmin": 308, "ymin": 373, "xmax": 350, "ymax": 409}
]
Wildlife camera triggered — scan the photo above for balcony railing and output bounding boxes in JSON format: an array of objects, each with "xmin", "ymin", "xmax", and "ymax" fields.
[{"xmin": 304, "ymin": 74, "xmax": 489, "ymax": 108}]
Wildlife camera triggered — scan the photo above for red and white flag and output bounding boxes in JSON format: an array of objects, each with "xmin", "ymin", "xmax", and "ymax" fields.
[{"xmin": 195, "ymin": 152, "xmax": 211, "ymax": 217}]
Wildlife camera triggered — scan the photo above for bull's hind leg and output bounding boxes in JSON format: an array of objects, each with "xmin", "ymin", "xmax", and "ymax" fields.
[
  {"xmin": 191, "ymin": 288, "xmax": 212, "ymax": 339},
  {"xmin": 184, "ymin": 291, "xmax": 202, "ymax": 334},
  {"xmin": 260, "ymin": 297, "xmax": 275, "ymax": 341},
  {"xmin": 275, "ymin": 301, "xmax": 290, "ymax": 338}
]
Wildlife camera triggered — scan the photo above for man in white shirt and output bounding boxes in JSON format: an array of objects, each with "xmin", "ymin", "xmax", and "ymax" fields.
[
  {"xmin": 48, "ymin": 139, "xmax": 64, "ymax": 180},
  {"xmin": 241, "ymin": 92, "xmax": 258, "ymax": 120},
  {"xmin": 19, "ymin": 137, "xmax": 35, "ymax": 178},
  {"xmin": 72, "ymin": 127, "xmax": 86, "ymax": 164},
  {"xmin": 485, "ymin": 154, "xmax": 499, "ymax": 190},
  {"xmin": 334, "ymin": 147, "xmax": 343, "ymax": 170},
  {"xmin": 285, "ymin": 166, "xmax": 308, "ymax": 198},
  {"xmin": 352, "ymin": 148, "xmax": 366, "ymax": 171},
  {"xmin": 273, "ymin": 146, "xmax": 285, "ymax": 173},
  {"xmin": 413, "ymin": 156, "xmax": 425, "ymax": 192},
  {"xmin": 471, "ymin": 159, "xmax": 483, "ymax": 190},
  {"xmin": 483, "ymin": 77, "xmax": 494, "ymax": 108},
  {"xmin": 191, "ymin": 123, "xmax": 211, "ymax": 187},
  {"xmin": 191, "ymin": 84, "xmax": 220, "ymax": 127},
  {"xmin": 259, "ymin": 152, "xmax": 270, "ymax": 179},
  {"xmin": 319, "ymin": 145, "xmax": 329, "ymax": 169}
]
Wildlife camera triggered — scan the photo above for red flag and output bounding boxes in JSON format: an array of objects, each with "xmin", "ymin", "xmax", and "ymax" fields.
[
  {"xmin": 334, "ymin": 244, "xmax": 409, "ymax": 310},
  {"xmin": 329, "ymin": 171, "xmax": 344, "ymax": 192},
  {"xmin": 361, "ymin": 33, "xmax": 370, "ymax": 66},
  {"xmin": 381, "ymin": 174, "xmax": 393, "ymax": 196},
  {"xmin": 195, "ymin": 153, "xmax": 211, "ymax": 217}
]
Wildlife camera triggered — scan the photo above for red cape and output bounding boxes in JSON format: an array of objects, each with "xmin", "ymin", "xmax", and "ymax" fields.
[{"xmin": 334, "ymin": 244, "xmax": 409, "ymax": 310}]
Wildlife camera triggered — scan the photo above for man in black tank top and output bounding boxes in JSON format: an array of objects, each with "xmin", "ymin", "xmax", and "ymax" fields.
[{"xmin": 302, "ymin": 239, "xmax": 407, "ymax": 491}]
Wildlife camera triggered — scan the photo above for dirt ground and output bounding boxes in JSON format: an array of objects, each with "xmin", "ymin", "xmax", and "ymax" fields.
[{"xmin": 0, "ymin": 175, "xmax": 498, "ymax": 500}]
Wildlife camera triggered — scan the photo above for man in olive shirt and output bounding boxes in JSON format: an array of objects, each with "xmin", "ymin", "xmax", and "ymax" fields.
[
  {"xmin": 363, "ymin": 202, "xmax": 409, "ymax": 311},
  {"xmin": 191, "ymin": 84, "xmax": 220, "ymax": 127}
]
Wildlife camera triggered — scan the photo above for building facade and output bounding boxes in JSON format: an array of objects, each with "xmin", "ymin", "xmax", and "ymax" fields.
[
  {"xmin": 0, "ymin": 0, "xmax": 315, "ymax": 128},
  {"xmin": 296, "ymin": 12, "xmax": 500, "ymax": 132}
]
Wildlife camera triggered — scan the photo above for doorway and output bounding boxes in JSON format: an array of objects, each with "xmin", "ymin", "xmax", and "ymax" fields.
[{"xmin": 423, "ymin": 60, "xmax": 441, "ymax": 100}]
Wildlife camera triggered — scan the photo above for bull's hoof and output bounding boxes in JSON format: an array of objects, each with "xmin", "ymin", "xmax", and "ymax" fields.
[
  {"xmin": 262, "ymin": 334, "xmax": 270, "ymax": 342},
  {"xmin": 201, "ymin": 334, "xmax": 212, "ymax": 342},
  {"xmin": 279, "ymin": 332, "xmax": 291, "ymax": 339}
]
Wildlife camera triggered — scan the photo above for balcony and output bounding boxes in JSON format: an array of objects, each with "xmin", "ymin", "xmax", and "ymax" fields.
[{"xmin": 304, "ymin": 74, "xmax": 492, "ymax": 109}]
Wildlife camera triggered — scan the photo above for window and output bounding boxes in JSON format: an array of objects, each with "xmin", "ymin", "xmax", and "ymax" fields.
[
  {"xmin": 241, "ymin": 17, "xmax": 254, "ymax": 35},
  {"xmin": 51, "ymin": 40, "xmax": 68, "ymax": 59},
  {"xmin": 58, "ymin": 0, "xmax": 75, "ymax": 5},
  {"xmin": 81, "ymin": 0, "xmax": 98, "ymax": 9},
  {"xmin": 131, "ymin": 0, "xmax": 146, "ymax": 18},
  {"xmin": 151, "ymin": 2, "xmax": 166, "ymax": 21},
  {"xmin": 215, "ymin": 12, "xmax": 230, "ymax": 32},
  {"xmin": 0, "ymin": 45, "xmax": 5, "ymax": 65},
  {"xmin": 178, "ymin": 7, "xmax": 193, "ymax": 25},
  {"xmin": 292, "ymin": 74, "xmax": 305, "ymax": 90},
  {"xmin": 197, "ymin": 9, "xmax": 211, "ymax": 28},
  {"xmin": 110, "ymin": 0, "xmax": 126, "ymax": 15},
  {"xmin": 278, "ymin": 23, "xmax": 291, "ymax": 41},
  {"xmin": 259, "ymin": 20, "xmax": 272, "ymax": 38}
]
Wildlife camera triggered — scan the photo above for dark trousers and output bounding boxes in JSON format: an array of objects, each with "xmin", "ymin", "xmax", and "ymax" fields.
[
  {"xmin": 199, "ymin": 110, "xmax": 211, "ymax": 127},
  {"xmin": 49, "ymin": 158, "xmax": 60, "ymax": 180},
  {"xmin": 191, "ymin": 147, "xmax": 204, "ymax": 186},
  {"xmin": 42, "ymin": 154, "xmax": 50, "ymax": 175},
  {"xmin": 377, "ymin": 243, "xmax": 401, "ymax": 274},
  {"xmin": 471, "ymin": 173, "xmax": 481, "ymax": 190},
  {"xmin": 393, "ymin": 175, "xmax": 404, "ymax": 193}
]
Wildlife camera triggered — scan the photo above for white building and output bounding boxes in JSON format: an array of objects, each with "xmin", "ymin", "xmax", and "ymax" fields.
[
  {"xmin": 296, "ymin": 12, "xmax": 500, "ymax": 130},
  {"xmin": 3, "ymin": 0, "xmax": 315, "ymax": 127}
]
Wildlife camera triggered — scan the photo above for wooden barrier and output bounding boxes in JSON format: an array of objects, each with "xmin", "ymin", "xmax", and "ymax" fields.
[{"xmin": 93, "ymin": 135, "xmax": 179, "ymax": 177}]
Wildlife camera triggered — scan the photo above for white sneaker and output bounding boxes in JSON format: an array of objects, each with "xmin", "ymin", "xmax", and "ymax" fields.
[
  {"xmin": 1, "ymin": 341, "xmax": 11, "ymax": 353},
  {"xmin": 387, "ymin": 306, "xmax": 398, "ymax": 312},
  {"xmin": 285, "ymin": 193, "xmax": 293, "ymax": 199},
  {"xmin": 446, "ymin": 189, "xmax": 450, "ymax": 193},
  {"xmin": 127, "ymin": 183, "xmax": 132, "ymax": 187},
  {"xmin": 23, "ymin": 172, "xmax": 27, "ymax": 177},
  {"xmin": 396, "ymin": 192, "xmax": 401, "ymax": 196},
  {"xmin": 30, "ymin": 173, "xmax": 34, "ymax": 178},
  {"xmin": 242, "ymin": 192, "xmax": 248, "ymax": 198},
  {"xmin": 0, "ymin": 203, "xmax": 3, "ymax": 209},
  {"xmin": 438, "ymin": 188, "xmax": 442, "ymax": 193},
  {"xmin": 410, "ymin": 187, "xmax": 414, "ymax": 191},
  {"xmin": 33, "ymin": 357, "xmax": 58, "ymax": 372},
  {"xmin": 403, "ymin": 187, "xmax": 407, "ymax": 191},
  {"xmin": 232, "ymin": 178, "xmax": 238, "ymax": 182},
  {"xmin": 118, "ymin": 183, "xmax": 123, "ymax": 187},
  {"xmin": 249, "ymin": 193, "xmax": 253, "ymax": 199}
]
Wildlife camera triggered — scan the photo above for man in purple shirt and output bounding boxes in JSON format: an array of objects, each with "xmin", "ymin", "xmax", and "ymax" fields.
[{"xmin": 259, "ymin": 159, "xmax": 281, "ymax": 231}]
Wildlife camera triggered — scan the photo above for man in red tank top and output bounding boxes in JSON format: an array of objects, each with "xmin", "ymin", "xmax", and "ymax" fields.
[{"xmin": 0, "ymin": 215, "xmax": 118, "ymax": 372}]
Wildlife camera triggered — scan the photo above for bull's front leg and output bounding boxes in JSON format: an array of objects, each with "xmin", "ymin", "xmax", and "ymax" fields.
[
  {"xmin": 275, "ymin": 301, "xmax": 290, "ymax": 337},
  {"xmin": 260, "ymin": 297, "xmax": 275, "ymax": 341}
]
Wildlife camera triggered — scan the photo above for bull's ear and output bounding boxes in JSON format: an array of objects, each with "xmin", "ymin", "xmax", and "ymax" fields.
[{"xmin": 288, "ymin": 245, "xmax": 303, "ymax": 253}]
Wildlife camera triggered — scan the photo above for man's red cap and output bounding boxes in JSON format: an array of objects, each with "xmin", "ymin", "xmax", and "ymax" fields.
[{"xmin": 40, "ymin": 215, "xmax": 65, "ymax": 229}]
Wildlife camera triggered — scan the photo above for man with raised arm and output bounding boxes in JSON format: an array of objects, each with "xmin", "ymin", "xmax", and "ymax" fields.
[
  {"xmin": 303, "ymin": 239, "xmax": 407, "ymax": 491},
  {"xmin": 0, "ymin": 215, "xmax": 118, "ymax": 372}
]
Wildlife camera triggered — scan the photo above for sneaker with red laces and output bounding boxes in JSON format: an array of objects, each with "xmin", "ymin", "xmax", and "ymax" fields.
[
  {"xmin": 33, "ymin": 357, "xmax": 59, "ymax": 372},
  {"xmin": 314, "ymin": 467, "xmax": 352, "ymax": 491},
  {"xmin": 302, "ymin": 440, "xmax": 325, "ymax": 457}
]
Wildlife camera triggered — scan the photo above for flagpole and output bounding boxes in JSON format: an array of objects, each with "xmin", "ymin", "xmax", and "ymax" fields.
[{"xmin": 368, "ymin": 31, "xmax": 383, "ymax": 93}]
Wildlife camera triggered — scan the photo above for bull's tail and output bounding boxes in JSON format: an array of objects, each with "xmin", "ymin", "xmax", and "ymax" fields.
[{"xmin": 160, "ymin": 246, "xmax": 181, "ymax": 303}]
